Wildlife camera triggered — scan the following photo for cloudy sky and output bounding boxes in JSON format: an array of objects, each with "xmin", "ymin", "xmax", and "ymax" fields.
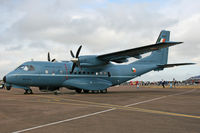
[{"xmin": 0, "ymin": 0, "xmax": 199, "ymax": 81}]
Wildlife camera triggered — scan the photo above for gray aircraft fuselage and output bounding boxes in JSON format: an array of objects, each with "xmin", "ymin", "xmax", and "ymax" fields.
[{"xmin": 5, "ymin": 59, "xmax": 155, "ymax": 89}]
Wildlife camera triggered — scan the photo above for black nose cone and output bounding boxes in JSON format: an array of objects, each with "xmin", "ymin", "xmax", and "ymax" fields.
[{"xmin": 3, "ymin": 76, "xmax": 6, "ymax": 83}]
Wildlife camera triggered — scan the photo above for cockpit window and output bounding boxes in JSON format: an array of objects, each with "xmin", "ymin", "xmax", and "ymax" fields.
[{"xmin": 16, "ymin": 65, "xmax": 35, "ymax": 71}]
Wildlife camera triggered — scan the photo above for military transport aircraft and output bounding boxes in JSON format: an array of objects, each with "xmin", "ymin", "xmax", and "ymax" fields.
[{"xmin": 0, "ymin": 30, "xmax": 194, "ymax": 94}]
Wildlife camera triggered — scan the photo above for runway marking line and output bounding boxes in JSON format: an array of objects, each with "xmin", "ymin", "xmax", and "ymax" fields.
[
  {"xmin": 13, "ymin": 89, "xmax": 198, "ymax": 133},
  {"xmin": 26, "ymin": 97, "xmax": 200, "ymax": 119}
]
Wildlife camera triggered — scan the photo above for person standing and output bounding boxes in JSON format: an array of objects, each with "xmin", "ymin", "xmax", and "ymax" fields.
[
  {"xmin": 135, "ymin": 81, "xmax": 139, "ymax": 89},
  {"xmin": 173, "ymin": 78, "xmax": 176, "ymax": 87},
  {"xmin": 162, "ymin": 79, "xmax": 165, "ymax": 88}
]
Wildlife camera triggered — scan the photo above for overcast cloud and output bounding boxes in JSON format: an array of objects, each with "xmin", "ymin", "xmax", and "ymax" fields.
[{"xmin": 0, "ymin": 0, "xmax": 199, "ymax": 81}]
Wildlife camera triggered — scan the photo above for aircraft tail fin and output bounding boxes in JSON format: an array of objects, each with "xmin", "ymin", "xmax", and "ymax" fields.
[
  {"xmin": 138, "ymin": 30, "xmax": 170, "ymax": 65},
  {"xmin": 151, "ymin": 30, "xmax": 170, "ymax": 64},
  {"xmin": 156, "ymin": 30, "xmax": 170, "ymax": 44}
]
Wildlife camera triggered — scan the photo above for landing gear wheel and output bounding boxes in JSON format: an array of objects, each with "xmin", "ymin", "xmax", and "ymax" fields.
[
  {"xmin": 28, "ymin": 89, "xmax": 33, "ymax": 94},
  {"xmin": 24, "ymin": 89, "xmax": 33, "ymax": 94},
  {"xmin": 92, "ymin": 90, "xmax": 99, "ymax": 93},
  {"xmin": 54, "ymin": 90, "xmax": 60, "ymax": 95},
  {"xmin": 1, "ymin": 84, "xmax": 4, "ymax": 89},
  {"xmin": 100, "ymin": 89, "xmax": 107, "ymax": 93},
  {"xmin": 24, "ymin": 90, "xmax": 28, "ymax": 94},
  {"xmin": 83, "ymin": 90, "xmax": 89, "ymax": 93},
  {"xmin": 75, "ymin": 89, "xmax": 82, "ymax": 93},
  {"xmin": 6, "ymin": 86, "xmax": 11, "ymax": 91}
]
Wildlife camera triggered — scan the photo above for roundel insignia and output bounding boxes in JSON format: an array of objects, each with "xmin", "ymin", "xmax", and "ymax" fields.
[{"xmin": 132, "ymin": 67, "xmax": 136, "ymax": 73}]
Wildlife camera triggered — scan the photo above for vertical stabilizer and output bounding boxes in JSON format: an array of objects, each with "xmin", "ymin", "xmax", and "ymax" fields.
[
  {"xmin": 153, "ymin": 30, "xmax": 170, "ymax": 64},
  {"xmin": 141, "ymin": 30, "xmax": 170, "ymax": 65}
]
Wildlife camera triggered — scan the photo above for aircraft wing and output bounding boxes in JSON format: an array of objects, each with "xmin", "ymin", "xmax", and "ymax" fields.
[
  {"xmin": 157, "ymin": 63, "xmax": 195, "ymax": 68},
  {"xmin": 97, "ymin": 42, "xmax": 182, "ymax": 63}
]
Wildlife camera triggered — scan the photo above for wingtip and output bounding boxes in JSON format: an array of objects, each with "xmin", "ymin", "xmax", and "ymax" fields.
[
  {"xmin": 177, "ymin": 41, "xmax": 184, "ymax": 44},
  {"xmin": 188, "ymin": 63, "xmax": 196, "ymax": 65},
  {"xmin": 169, "ymin": 41, "xmax": 183, "ymax": 44}
]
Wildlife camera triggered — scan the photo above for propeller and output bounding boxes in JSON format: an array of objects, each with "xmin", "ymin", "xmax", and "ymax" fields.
[
  {"xmin": 70, "ymin": 45, "xmax": 82, "ymax": 72},
  {"xmin": 0, "ymin": 76, "xmax": 6, "ymax": 89},
  {"xmin": 1, "ymin": 76, "xmax": 11, "ymax": 90},
  {"xmin": 48, "ymin": 52, "xmax": 56, "ymax": 62}
]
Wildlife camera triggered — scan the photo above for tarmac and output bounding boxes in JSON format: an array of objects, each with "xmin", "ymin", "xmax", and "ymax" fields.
[{"xmin": 0, "ymin": 86, "xmax": 200, "ymax": 133}]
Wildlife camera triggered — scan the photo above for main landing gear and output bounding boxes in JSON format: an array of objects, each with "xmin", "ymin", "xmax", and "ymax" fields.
[
  {"xmin": 75, "ymin": 89, "xmax": 107, "ymax": 94},
  {"xmin": 54, "ymin": 90, "xmax": 60, "ymax": 95},
  {"xmin": 24, "ymin": 89, "xmax": 33, "ymax": 94}
]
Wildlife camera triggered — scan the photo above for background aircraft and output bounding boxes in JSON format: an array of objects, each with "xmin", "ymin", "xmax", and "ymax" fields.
[{"xmin": 0, "ymin": 30, "xmax": 194, "ymax": 94}]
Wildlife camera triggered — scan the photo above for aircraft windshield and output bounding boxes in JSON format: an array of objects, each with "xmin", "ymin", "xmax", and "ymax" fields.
[{"xmin": 16, "ymin": 65, "xmax": 35, "ymax": 71}]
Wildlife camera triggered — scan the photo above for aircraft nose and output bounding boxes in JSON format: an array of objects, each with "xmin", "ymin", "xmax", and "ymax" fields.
[{"xmin": 3, "ymin": 76, "xmax": 6, "ymax": 83}]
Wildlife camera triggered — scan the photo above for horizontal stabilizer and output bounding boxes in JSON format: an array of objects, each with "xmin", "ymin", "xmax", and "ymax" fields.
[{"xmin": 157, "ymin": 63, "xmax": 195, "ymax": 68}]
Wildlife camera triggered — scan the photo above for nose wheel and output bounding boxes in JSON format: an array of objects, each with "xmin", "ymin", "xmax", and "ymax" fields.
[
  {"xmin": 75, "ymin": 89, "xmax": 82, "ymax": 93},
  {"xmin": 24, "ymin": 89, "xmax": 33, "ymax": 94}
]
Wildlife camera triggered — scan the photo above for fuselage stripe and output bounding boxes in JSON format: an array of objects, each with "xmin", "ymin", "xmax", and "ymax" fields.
[{"xmin": 64, "ymin": 64, "xmax": 68, "ymax": 80}]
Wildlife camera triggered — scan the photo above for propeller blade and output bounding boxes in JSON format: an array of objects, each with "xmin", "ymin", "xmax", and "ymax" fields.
[
  {"xmin": 51, "ymin": 59, "xmax": 56, "ymax": 62},
  {"xmin": 71, "ymin": 63, "xmax": 76, "ymax": 73},
  {"xmin": 3, "ymin": 76, "xmax": 6, "ymax": 83},
  {"xmin": 77, "ymin": 62, "xmax": 81, "ymax": 70},
  {"xmin": 70, "ymin": 50, "xmax": 75, "ymax": 58},
  {"xmin": 76, "ymin": 45, "xmax": 82, "ymax": 58},
  {"xmin": 48, "ymin": 52, "xmax": 50, "ymax": 62},
  {"xmin": 70, "ymin": 45, "xmax": 82, "ymax": 73}
]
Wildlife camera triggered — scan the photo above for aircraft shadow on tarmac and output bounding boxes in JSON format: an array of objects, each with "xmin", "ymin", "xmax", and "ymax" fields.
[{"xmin": 13, "ymin": 89, "xmax": 175, "ymax": 96}]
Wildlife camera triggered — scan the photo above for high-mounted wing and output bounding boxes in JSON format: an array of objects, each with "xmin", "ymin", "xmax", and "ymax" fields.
[{"xmin": 97, "ymin": 42, "xmax": 182, "ymax": 63}]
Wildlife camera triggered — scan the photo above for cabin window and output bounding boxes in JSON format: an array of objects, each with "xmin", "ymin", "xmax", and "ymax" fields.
[
  {"xmin": 96, "ymin": 72, "xmax": 99, "ymax": 75},
  {"xmin": 45, "ymin": 70, "xmax": 48, "ymax": 74},
  {"xmin": 87, "ymin": 72, "xmax": 90, "ymax": 75},
  {"xmin": 91, "ymin": 72, "xmax": 95, "ymax": 75},
  {"xmin": 59, "ymin": 70, "xmax": 63, "ymax": 74},
  {"xmin": 104, "ymin": 72, "xmax": 107, "ymax": 75},
  {"xmin": 100, "ymin": 72, "xmax": 103, "ymax": 75},
  {"xmin": 74, "ymin": 72, "xmax": 77, "ymax": 74},
  {"xmin": 78, "ymin": 71, "xmax": 81, "ymax": 74},
  {"xmin": 83, "ymin": 71, "xmax": 86, "ymax": 74}
]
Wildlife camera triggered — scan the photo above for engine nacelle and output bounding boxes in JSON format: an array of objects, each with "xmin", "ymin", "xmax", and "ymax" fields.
[
  {"xmin": 39, "ymin": 86, "xmax": 59, "ymax": 92},
  {"xmin": 79, "ymin": 55, "xmax": 107, "ymax": 67}
]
